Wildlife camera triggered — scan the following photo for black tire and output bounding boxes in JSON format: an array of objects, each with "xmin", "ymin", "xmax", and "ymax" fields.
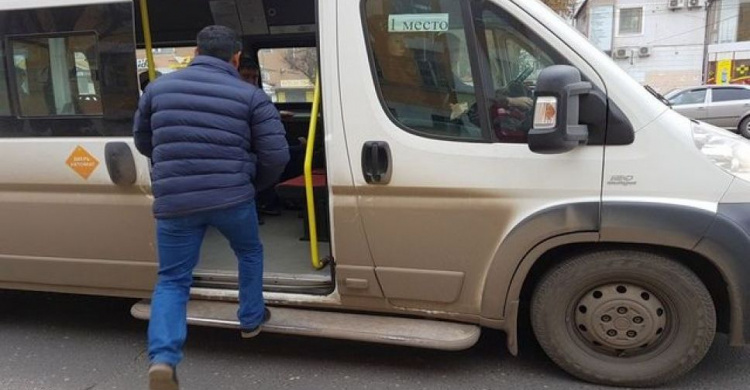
[
  {"xmin": 740, "ymin": 116, "xmax": 750, "ymax": 139},
  {"xmin": 531, "ymin": 250, "xmax": 716, "ymax": 388}
]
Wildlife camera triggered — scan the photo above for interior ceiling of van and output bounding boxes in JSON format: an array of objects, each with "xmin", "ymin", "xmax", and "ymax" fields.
[{"xmin": 134, "ymin": 0, "xmax": 317, "ymax": 45}]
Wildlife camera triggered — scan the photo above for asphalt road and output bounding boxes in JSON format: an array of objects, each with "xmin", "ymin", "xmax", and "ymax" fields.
[{"xmin": 0, "ymin": 290, "xmax": 748, "ymax": 390}]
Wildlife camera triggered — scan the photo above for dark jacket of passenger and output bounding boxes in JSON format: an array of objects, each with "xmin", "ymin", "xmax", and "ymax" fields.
[{"xmin": 134, "ymin": 55, "xmax": 290, "ymax": 218}]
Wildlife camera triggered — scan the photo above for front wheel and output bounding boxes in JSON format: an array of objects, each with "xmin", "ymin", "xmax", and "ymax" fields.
[
  {"xmin": 740, "ymin": 116, "xmax": 750, "ymax": 139},
  {"xmin": 531, "ymin": 250, "xmax": 716, "ymax": 387}
]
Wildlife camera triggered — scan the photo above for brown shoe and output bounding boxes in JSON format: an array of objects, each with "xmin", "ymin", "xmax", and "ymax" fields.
[{"xmin": 149, "ymin": 363, "xmax": 179, "ymax": 390}]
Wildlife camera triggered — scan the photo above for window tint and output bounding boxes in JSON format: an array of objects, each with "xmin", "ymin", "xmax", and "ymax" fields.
[
  {"xmin": 136, "ymin": 46, "xmax": 194, "ymax": 76},
  {"xmin": 619, "ymin": 8, "xmax": 643, "ymax": 35},
  {"xmin": 10, "ymin": 34, "xmax": 102, "ymax": 117},
  {"xmin": 0, "ymin": 45, "xmax": 10, "ymax": 116},
  {"xmin": 480, "ymin": 3, "xmax": 565, "ymax": 143},
  {"xmin": 135, "ymin": 46, "xmax": 194, "ymax": 92},
  {"xmin": 669, "ymin": 89, "xmax": 706, "ymax": 105},
  {"xmin": 712, "ymin": 88, "xmax": 750, "ymax": 103},
  {"xmin": 0, "ymin": 2, "xmax": 138, "ymax": 138},
  {"xmin": 364, "ymin": 0, "xmax": 482, "ymax": 141},
  {"xmin": 258, "ymin": 47, "xmax": 318, "ymax": 103}
]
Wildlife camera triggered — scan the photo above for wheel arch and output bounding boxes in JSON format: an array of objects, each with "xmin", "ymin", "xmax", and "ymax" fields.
[
  {"xmin": 512, "ymin": 243, "xmax": 732, "ymax": 349},
  {"xmin": 480, "ymin": 201, "xmax": 748, "ymax": 355}
]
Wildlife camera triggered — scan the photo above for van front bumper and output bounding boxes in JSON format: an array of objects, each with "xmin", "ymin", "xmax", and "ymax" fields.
[{"xmin": 695, "ymin": 202, "xmax": 750, "ymax": 346}]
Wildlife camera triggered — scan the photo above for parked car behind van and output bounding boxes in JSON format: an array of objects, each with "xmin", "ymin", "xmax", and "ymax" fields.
[{"xmin": 666, "ymin": 85, "xmax": 750, "ymax": 138}]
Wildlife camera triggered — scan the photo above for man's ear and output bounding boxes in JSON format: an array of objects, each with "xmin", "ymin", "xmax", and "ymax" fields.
[
  {"xmin": 194, "ymin": 48, "xmax": 200, "ymax": 57},
  {"xmin": 231, "ymin": 51, "xmax": 242, "ymax": 69}
]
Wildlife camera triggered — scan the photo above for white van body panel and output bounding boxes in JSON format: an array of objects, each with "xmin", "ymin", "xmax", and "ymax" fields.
[
  {"xmin": 723, "ymin": 178, "xmax": 750, "ymax": 203},
  {"xmin": 338, "ymin": 0, "xmax": 605, "ymax": 314},
  {"xmin": 602, "ymin": 110, "xmax": 735, "ymax": 207},
  {"xmin": 0, "ymin": 138, "xmax": 150, "ymax": 188}
]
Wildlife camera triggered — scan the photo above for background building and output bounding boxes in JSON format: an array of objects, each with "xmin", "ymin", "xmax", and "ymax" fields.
[
  {"xmin": 706, "ymin": 0, "xmax": 750, "ymax": 85},
  {"xmin": 575, "ymin": 0, "xmax": 709, "ymax": 93}
]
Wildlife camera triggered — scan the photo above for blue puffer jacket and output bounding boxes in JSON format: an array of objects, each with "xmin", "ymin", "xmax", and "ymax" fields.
[{"xmin": 133, "ymin": 56, "xmax": 290, "ymax": 218}]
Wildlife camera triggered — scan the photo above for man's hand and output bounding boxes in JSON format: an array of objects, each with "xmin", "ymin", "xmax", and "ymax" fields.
[
  {"xmin": 507, "ymin": 97, "xmax": 533, "ymax": 110},
  {"xmin": 450, "ymin": 102, "xmax": 469, "ymax": 120}
]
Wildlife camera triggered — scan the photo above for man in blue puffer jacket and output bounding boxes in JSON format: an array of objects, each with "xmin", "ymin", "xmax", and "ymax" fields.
[{"xmin": 133, "ymin": 25, "xmax": 289, "ymax": 390}]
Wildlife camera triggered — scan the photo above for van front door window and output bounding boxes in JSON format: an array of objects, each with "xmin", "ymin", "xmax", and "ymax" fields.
[
  {"xmin": 364, "ymin": 0, "xmax": 570, "ymax": 144},
  {"xmin": 478, "ymin": 4, "xmax": 563, "ymax": 144},
  {"xmin": 365, "ymin": 0, "xmax": 483, "ymax": 141}
]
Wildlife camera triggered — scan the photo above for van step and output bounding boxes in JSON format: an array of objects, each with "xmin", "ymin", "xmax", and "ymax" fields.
[{"xmin": 130, "ymin": 300, "xmax": 480, "ymax": 351}]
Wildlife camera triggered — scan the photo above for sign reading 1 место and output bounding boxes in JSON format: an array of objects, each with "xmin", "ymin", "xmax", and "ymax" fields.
[{"xmin": 388, "ymin": 14, "xmax": 450, "ymax": 32}]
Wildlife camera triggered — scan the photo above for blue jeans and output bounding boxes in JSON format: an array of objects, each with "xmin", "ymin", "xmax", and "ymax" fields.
[{"xmin": 148, "ymin": 201, "xmax": 264, "ymax": 367}]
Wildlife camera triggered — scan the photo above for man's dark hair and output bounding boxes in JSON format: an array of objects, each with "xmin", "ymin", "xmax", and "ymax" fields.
[{"xmin": 196, "ymin": 25, "xmax": 242, "ymax": 62}]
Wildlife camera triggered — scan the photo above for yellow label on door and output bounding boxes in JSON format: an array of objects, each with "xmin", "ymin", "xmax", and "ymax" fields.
[
  {"xmin": 66, "ymin": 146, "xmax": 99, "ymax": 180},
  {"xmin": 717, "ymin": 59, "xmax": 732, "ymax": 85}
]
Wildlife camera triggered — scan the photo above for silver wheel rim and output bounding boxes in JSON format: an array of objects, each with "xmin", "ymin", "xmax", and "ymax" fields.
[{"xmin": 574, "ymin": 283, "xmax": 668, "ymax": 357}]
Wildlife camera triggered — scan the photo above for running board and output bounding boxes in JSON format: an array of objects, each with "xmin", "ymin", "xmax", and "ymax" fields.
[{"xmin": 130, "ymin": 300, "xmax": 480, "ymax": 351}]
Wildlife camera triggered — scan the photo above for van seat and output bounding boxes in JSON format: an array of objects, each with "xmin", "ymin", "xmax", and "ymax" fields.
[{"xmin": 275, "ymin": 172, "xmax": 329, "ymax": 241}]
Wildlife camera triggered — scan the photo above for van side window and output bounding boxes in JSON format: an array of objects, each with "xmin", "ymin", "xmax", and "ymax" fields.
[
  {"xmin": 9, "ymin": 33, "xmax": 103, "ymax": 117},
  {"xmin": 258, "ymin": 47, "xmax": 318, "ymax": 103},
  {"xmin": 478, "ymin": 4, "xmax": 566, "ymax": 144},
  {"xmin": 0, "ymin": 2, "xmax": 137, "ymax": 138},
  {"xmin": 364, "ymin": 0, "xmax": 484, "ymax": 141}
]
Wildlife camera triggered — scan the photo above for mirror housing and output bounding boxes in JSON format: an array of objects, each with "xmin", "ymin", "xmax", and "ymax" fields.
[{"xmin": 528, "ymin": 65, "xmax": 592, "ymax": 154}]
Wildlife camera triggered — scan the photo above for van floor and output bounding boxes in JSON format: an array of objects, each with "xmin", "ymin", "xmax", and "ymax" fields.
[{"xmin": 195, "ymin": 209, "xmax": 332, "ymax": 283}]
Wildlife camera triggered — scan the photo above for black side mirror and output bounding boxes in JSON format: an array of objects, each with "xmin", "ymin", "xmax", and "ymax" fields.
[{"xmin": 528, "ymin": 65, "xmax": 592, "ymax": 154}]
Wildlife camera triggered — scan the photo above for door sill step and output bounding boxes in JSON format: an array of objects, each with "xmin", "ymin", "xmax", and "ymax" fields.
[
  {"xmin": 131, "ymin": 300, "xmax": 480, "ymax": 351},
  {"xmin": 193, "ymin": 272, "xmax": 334, "ymax": 295}
]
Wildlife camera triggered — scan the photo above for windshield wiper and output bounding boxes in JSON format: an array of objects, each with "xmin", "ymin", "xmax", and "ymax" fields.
[{"xmin": 645, "ymin": 85, "xmax": 672, "ymax": 108}]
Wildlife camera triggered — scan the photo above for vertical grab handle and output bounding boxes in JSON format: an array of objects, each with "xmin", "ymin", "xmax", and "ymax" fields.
[
  {"xmin": 139, "ymin": 0, "xmax": 157, "ymax": 83},
  {"xmin": 304, "ymin": 72, "xmax": 327, "ymax": 270}
]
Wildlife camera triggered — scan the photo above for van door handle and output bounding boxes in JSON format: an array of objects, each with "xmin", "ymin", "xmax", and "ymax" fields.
[
  {"xmin": 105, "ymin": 142, "xmax": 137, "ymax": 186},
  {"xmin": 361, "ymin": 141, "xmax": 391, "ymax": 185}
]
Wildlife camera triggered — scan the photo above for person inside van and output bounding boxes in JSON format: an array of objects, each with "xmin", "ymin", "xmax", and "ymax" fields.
[
  {"xmin": 443, "ymin": 33, "xmax": 533, "ymax": 142},
  {"xmin": 239, "ymin": 56, "xmax": 296, "ymax": 120},
  {"xmin": 139, "ymin": 70, "xmax": 162, "ymax": 93},
  {"xmin": 238, "ymin": 57, "xmax": 261, "ymax": 87},
  {"xmin": 236, "ymin": 56, "xmax": 306, "ymax": 218},
  {"xmin": 444, "ymin": 33, "xmax": 533, "ymax": 116}
]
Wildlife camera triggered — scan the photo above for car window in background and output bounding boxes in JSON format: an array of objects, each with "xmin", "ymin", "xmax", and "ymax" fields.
[
  {"xmin": 712, "ymin": 88, "xmax": 750, "ymax": 103},
  {"xmin": 669, "ymin": 89, "xmax": 706, "ymax": 106}
]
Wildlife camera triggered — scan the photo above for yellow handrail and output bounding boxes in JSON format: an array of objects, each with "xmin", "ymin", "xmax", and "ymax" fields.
[
  {"xmin": 139, "ymin": 0, "xmax": 156, "ymax": 82},
  {"xmin": 305, "ymin": 72, "xmax": 324, "ymax": 270}
]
